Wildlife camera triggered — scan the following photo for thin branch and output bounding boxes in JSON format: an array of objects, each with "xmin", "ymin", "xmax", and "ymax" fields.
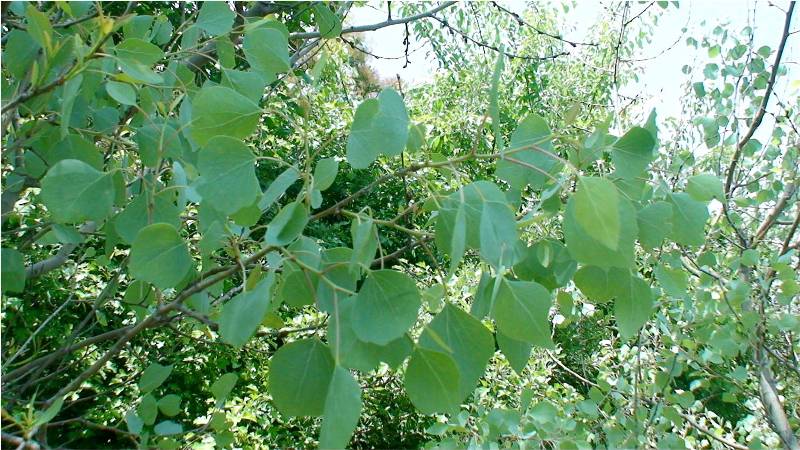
[
  {"xmin": 724, "ymin": 1, "xmax": 795, "ymax": 195},
  {"xmin": 289, "ymin": 2, "xmax": 457, "ymax": 39}
]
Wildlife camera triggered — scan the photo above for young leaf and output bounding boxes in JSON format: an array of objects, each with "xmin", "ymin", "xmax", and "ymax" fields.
[
  {"xmin": 346, "ymin": 88, "xmax": 409, "ymax": 169},
  {"xmin": 404, "ymin": 348, "xmax": 461, "ymax": 414},
  {"xmin": 40, "ymin": 160, "xmax": 116, "ymax": 224},
  {"xmin": 494, "ymin": 279, "xmax": 554, "ymax": 348},
  {"xmin": 196, "ymin": 136, "xmax": 262, "ymax": 216},
  {"xmin": 352, "ymin": 270, "xmax": 421, "ymax": 345},
  {"xmin": 129, "ymin": 224, "xmax": 192, "ymax": 290},
  {"xmin": 219, "ymin": 273, "xmax": 275, "ymax": 347},
  {"xmin": 269, "ymin": 339, "xmax": 335, "ymax": 417},
  {"xmin": 319, "ymin": 367, "xmax": 361, "ymax": 449}
]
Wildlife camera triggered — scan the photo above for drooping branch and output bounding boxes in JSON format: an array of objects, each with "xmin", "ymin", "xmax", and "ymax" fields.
[{"xmin": 724, "ymin": 1, "xmax": 795, "ymax": 196}]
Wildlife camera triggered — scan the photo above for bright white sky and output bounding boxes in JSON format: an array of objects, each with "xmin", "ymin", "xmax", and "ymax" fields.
[{"xmin": 346, "ymin": 1, "xmax": 798, "ymax": 123}]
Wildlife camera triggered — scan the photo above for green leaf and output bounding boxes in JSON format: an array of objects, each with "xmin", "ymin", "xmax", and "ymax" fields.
[
  {"xmin": 138, "ymin": 363, "xmax": 173, "ymax": 393},
  {"xmin": 243, "ymin": 27, "xmax": 290, "ymax": 76},
  {"xmin": 265, "ymin": 202, "xmax": 309, "ymax": 246},
  {"xmin": 190, "ymin": 86, "xmax": 261, "ymax": 146},
  {"xmin": 611, "ymin": 269, "xmax": 653, "ymax": 339},
  {"xmin": 573, "ymin": 265, "xmax": 614, "ymax": 303},
  {"xmin": 116, "ymin": 38, "xmax": 163, "ymax": 66},
  {"xmin": 313, "ymin": 157, "xmax": 339, "ymax": 191},
  {"xmin": 637, "ymin": 201, "xmax": 673, "ymax": 249},
  {"xmin": 479, "ymin": 201, "xmax": 523, "ymax": 270},
  {"xmin": 105, "ymin": 81, "xmax": 137, "ymax": 106},
  {"xmin": 328, "ymin": 296, "xmax": 412, "ymax": 371},
  {"xmin": 346, "ymin": 88, "xmax": 409, "ymax": 169},
  {"xmin": 404, "ymin": 348, "xmax": 461, "ymax": 414},
  {"xmin": 435, "ymin": 181, "xmax": 507, "ymax": 255},
  {"xmin": 260, "ymin": 166, "xmax": 300, "ymax": 210},
  {"xmin": 496, "ymin": 114, "xmax": 558, "ymax": 190},
  {"xmin": 496, "ymin": 332, "xmax": 532, "ymax": 374},
  {"xmin": 352, "ymin": 270, "xmax": 421, "ymax": 345},
  {"xmin": 40, "ymin": 160, "xmax": 116, "ymax": 224},
  {"xmin": 114, "ymin": 191, "xmax": 181, "ymax": 244},
  {"xmin": 313, "ymin": 4, "xmax": 342, "ymax": 39},
  {"xmin": 221, "ymin": 68, "xmax": 267, "ymax": 104},
  {"xmin": 33, "ymin": 396, "xmax": 63, "ymax": 427},
  {"xmin": 654, "ymin": 264, "xmax": 688, "ymax": 298},
  {"xmin": 513, "ymin": 240, "xmax": 577, "ymax": 290},
  {"xmin": 157, "ymin": 395, "xmax": 181, "ymax": 417},
  {"xmin": 154, "ymin": 420, "xmax": 182, "ymax": 436},
  {"xmin": 316, "ymin": 248, "xmax": 359, "ymax": 313},
  {"xmin": 4, "ymin": 30, "xmax": 40, "ymax": 79},
  {"xmin": 319, "ymin": 367, "xmax": 361, "ymax": 449},
  {"xmin": 419, "ymin": 304, "xmax": 494, "ymax": 399},
  {"xmin": 196, "ymin": 1, "xmax": 235, "ymax": 36},
  {"xmin": 125, "ymin": 410, "xmax": 143, "ymax": 435},
  {"xmin": 573, "ymin": 177, "xmax": 621, "ymax": 250},
  {"xmin": 667, "ymin": 193, "xmax": 709, "ymax": 246},
  {"xmin": 269, "ymin": 338, "xmax": 335, "ymax": 417},
  {"xmin": 138, "ymin": 394, "xmax": 158, "ymax": 425},
  {"xmin": 564, "ymin": 192, "xmax": 637, "ymax": 268},
  {"xmin": 406, "ymin": 123, "xmax": 426, "ymax": 152},
  {"xmin": 219, "ymin": 273, "xmax": 275, "ymax": 347},
  {"xmin": 210, "ymin": 373, "xmax": 238, "ymax": 403},
  {"xmin": 448, "ymin": 201, "xmax": 466, "ymax": 275},
  {"xmin": 1, "ymin": 248, "xmax": 26, "ymax": 294},
  {"xmin": 350, "ymin": 215, "xmax": 377, "ymax": 272},
  {"xmin": 686, "ymin": 174, "xmax": 724, "ymax": 202},
  {"xmin": 196, "ymin": 136, "xmax": 262, "ymax": 216},
  {"xmin": 25, "ymin": 4, "xmax": 53, "ymax": 51},
  {"xmin": 611, "ymin": 127, "xmax": 656, "ymax": 178},
  {"xmin": 135, "ymin": 122, "xmax": 186, "ymax": 168},
  {"xmin": 494, "ymin": 279, "xmax": 554, "ymax": 348},
  {"xmin": 129, "ymin": 223, "xmax": 192, "ymax": 290}
]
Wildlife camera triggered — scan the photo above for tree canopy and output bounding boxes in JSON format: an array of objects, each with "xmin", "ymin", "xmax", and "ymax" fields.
[{"xmin": 1, "ymin": 1, "xmax": 799, "ymax": 449}]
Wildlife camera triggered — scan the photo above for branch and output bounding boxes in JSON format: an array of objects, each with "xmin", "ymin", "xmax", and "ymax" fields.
[
  {"xmin": 0, "ymin": 432, "xmax": 41, "ymax": 450},
  {"xmin": 676, "ymin": 411, "xmax": 749, "ymax": 450},
  {"xmin": 752, "ymin": 182, "xmax": 797, "ymax": 246},
  {"xmin": 724, "ymin": 1, "xmax": 795, "ymax": 196},
  {"xmin": 289, "ymin": 2, "xmax": 457, "ymax": 39},
  {"xmin": 25, "ymin": 222, "xmax": 96, "ymax": 279}
]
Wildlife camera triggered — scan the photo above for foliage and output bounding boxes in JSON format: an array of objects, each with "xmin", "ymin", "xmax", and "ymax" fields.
[{"xmin": 1, "ymin": 1, "xmax": 799, "ymax": 449}]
